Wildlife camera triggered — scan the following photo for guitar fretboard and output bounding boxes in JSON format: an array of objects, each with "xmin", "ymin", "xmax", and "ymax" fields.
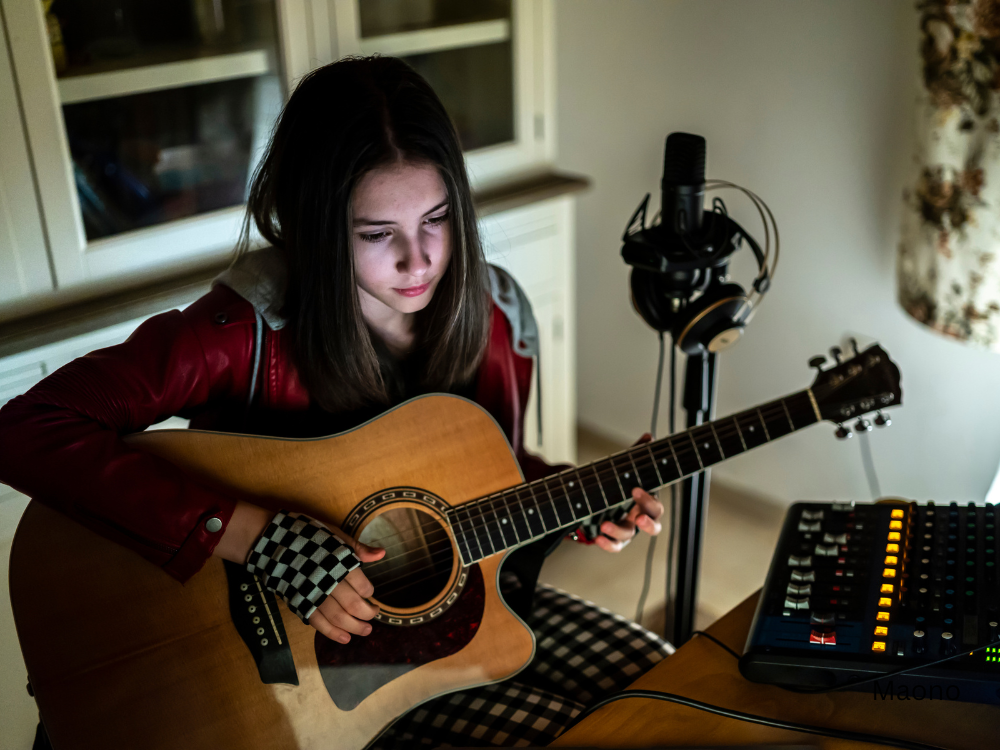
[{"xmin": 446, "ymin": 390, "xmax": 820, "ymax": 564}]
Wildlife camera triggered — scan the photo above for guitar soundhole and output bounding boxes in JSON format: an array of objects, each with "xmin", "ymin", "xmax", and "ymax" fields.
[{"xmin": 358, "ymin": 507, "xmax": 454, "ymax": 609}]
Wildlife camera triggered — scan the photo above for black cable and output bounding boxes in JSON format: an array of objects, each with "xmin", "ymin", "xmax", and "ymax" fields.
[
  {"xmin": 859, "ymin": 428, "xmax": 882, "ymax": 500},
  {"xmin": 688, "ymin": 620, "xmax": 1000, "ymax": 697},
  {"xmin": 635, "ymin": 332, "xmax": 667, "ymax": 623},
  {"xmin": 689, "ymin": 629, "xmax": 741, "ymax": 660},
  {"xmin": 563, "ymin": 689, "xmax": 949, "ymax": 750}
]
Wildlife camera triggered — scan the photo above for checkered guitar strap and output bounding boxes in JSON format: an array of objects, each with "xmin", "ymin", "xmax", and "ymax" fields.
[{"xmin": 246, "ymin": 511, "xmax": 362, "ymax": 623}]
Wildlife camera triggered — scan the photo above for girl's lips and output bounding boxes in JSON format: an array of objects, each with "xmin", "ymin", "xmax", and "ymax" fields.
[{"xmin": 393, "ymin": 283, "xmax": 430, "ymax": 297}]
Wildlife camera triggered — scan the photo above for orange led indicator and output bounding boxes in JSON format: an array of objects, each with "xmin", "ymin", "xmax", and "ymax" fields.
[
  {"xmin": 881, "ymin": 583, "xmax": 894, "ymax": 594},
  {"xmin": 889, "ymin": 520, "xmax": 903, "ymax": 530},
  {"xmin": 876, "ymin": 611, "xmax": 890, "ymax": 622},
  {"xmin": 872, "ymin": 641, "xmax": 886, "ymax": 652},
  {"xmin": 891, "ymin": 509, "xmax": 905, "ymax": 519},
  {"xmin": 888, "ymin": 532, "xmax": 901, "ymax": 541},
  {"xmin": 884, "ymin": 556, "xmax": 898, "ymax": 565},
  {"xmin": 886, "ymin": 543, "xmax": 899, "ymax": 553},
  {"xmin": 874, "ymin": 626, "xmax": 889, "ymax": 636},
  {"xmin": 878, "ymin": 597, "xmax": 892, "ymax": 608},
  {"xmin": 883, "ymin": 568, "xmax": 896, "ymax": 578}
]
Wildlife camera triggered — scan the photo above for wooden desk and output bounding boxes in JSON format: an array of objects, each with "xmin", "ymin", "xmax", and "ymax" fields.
[{"xmin": 551, "ymin": 593, "xmax": 997, "ymax": 749}]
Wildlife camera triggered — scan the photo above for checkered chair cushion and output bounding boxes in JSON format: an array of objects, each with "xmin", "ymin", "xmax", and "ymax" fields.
[{"xmin": 246, "ymin": 511, "xmax": 361, "ymax": 623}]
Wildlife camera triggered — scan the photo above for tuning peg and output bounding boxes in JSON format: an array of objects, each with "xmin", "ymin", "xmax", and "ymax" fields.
[
  {"xmin": 854, "ymin": 418, "xmax": 872, "ymax": 433},
  {"xmin": 808, "ymin": 355, "xmax": 827, "ymax": 372},
  {"xmin": 849, "ymin": 337, "xmax": 860, "ymax": 356},
  {"xmin": 835, "ymin": 424, "xmax": 853, "ymax": 440},
  {"xmin": 829, "ymin": 346, "xmax": 843, "ymax": 364},
  {"xmin": 874, "ymin": 411, "xmax": 891, "ymax": 428}
]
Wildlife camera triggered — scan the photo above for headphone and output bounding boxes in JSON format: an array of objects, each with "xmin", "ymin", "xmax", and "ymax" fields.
[{"xmin": 622, "ymin": 182, "xmax": 776, "ymax": 355}]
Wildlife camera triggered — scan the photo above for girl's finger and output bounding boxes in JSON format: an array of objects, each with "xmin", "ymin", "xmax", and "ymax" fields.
[
  {"xmin": 309, "ymin": 608, "xmax": 352, "ymax": 644},
  {"xmin": 331, "ymin": 582, "xmax": 380, "ymax": 621},
  {"xmin": 595, "ymin": 534, "xmax": 625, "ymax": 553},
  {"xmin": 601, "ymin": 520, "xmax": 636, "ymax": 542}
]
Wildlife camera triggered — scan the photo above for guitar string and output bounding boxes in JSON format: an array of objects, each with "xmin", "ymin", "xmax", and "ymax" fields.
[
  {"xmin": 408, "ymin": 399, "xmax": 807, "ymax": 562},
  {"xmin": 362, "ymin": 399, "xmax": 814, "ymax": 570},
  {"xmin": 363, "ymin": 382, "xmax": 870, "ymax": 593},
  {"xmin": 449, "ymin": 398, "xmax": 811, "ymax": 552},
  {"xmin": 364, "ymin": 391, "xmax": 862, "ymax": 595}
]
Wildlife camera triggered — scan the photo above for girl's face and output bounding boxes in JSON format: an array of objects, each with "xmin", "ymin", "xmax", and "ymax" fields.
[{"xmin": 352, "ymin": 160, "xmax": 452, "ymax": 325}]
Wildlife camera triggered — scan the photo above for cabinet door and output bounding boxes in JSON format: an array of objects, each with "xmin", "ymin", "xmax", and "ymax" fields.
[
  {"xmin": 0, "ymin": 7, "xmax": 53, "ymax": 306},
  {"xmin": 1, "ymin": 0, "xmax": 294, "ymax": 293},
  {"xmin": 333, "ymin": 0, "xmax": 554, "ymax": 189},
  {"xmin": 522, "ymin": 289, "xmax": 576, "ymax": 466}
]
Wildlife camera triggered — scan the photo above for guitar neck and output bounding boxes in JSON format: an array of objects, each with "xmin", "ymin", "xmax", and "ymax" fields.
[{"xmin": 448, "ymin": 389, "xmax": 821, "ymax": 564}]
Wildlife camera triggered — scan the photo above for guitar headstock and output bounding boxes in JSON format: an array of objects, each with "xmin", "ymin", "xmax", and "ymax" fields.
[{"xmin": 810, "ymin": 343, "xmax": 902, "ymax": 428}]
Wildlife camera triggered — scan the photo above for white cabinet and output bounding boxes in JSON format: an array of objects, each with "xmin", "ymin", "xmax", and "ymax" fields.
[
  {"xmin": 482, "ymin": 195, "xmax": 576, "ymax": 466},
  {"xmin": 0, "ymin": 0, "xmax": 555, "ymax": 315},
  {"xmin": 0, "ymin": 13, "xmax": 52, "ymax": 306}
]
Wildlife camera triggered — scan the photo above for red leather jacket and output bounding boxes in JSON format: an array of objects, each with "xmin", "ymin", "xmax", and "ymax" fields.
[{"xmin": 0, "ymin": 284, "xmax": 570, "ymax": 583}]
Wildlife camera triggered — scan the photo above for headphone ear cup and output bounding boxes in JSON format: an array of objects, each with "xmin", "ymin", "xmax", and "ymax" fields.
[
  {"xmin": 629, "ymin": 270, "xmax": 675, "ymax": 333},
  {"xmin": 673, "ymin": 282, "xmax": 748, "ymax": 355}
]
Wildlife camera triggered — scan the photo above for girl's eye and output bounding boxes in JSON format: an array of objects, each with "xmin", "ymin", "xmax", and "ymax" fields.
[
  {"xmin": 425, "ymin": 212, "xmax": 449, "ymax": 226},
  {"xmin": 359, "ymin": 231, "xmax": 389, "ymax": 243}
]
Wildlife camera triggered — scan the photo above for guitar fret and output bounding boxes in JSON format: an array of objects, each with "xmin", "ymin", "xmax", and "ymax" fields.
[
  {"xmin": 508, "ymin": 489, "xmax": 532, "ymax": 541},
  {"xmin": 687, "ymin": 432, "xmax": 705, "ymax": 470},
  {"xmin": 451, "ymin": 506, "xmax": 474, "ymax": 564},
  {"xmin": 709, "ymin": 422, "xmax": 726, "ymax": 459},
  {"xmin": 646, "ymin": 444, "xmax": 665, "ymax": 486},
  {"xmin": 572, "ymin": 469, "xmax": 595, "ymax": 517},
  {"xmin": 553, "ymin": 473, "xmax": 581, "ymax": 526},
  {"xmin": 608, "ymin": 454, "xmax": 629, "ymax": 501},
  {"xmin": 483, "ymin": 495, "xmax": 508, "ymax": 550},
  {"xmin": 522, "ymin": 483, "xmax": 548, "ymax": 537},
  {"xmin": 756, "ymin": 407, "xmax": 772, "ymax": 440},
  {"xmin": 590, "ymin": 464, "xmax": 611, "ymax": 512},
  {"xmin": 781, "ymin": 399, "xmax": 795, "ymax": 431},
  {"xmin": 733, "ymin": 416, "xmax": 748, "ymax": 451},
  {"xmin": 470, "ymin": 500, "xmax": 496, "ymax": 558}
]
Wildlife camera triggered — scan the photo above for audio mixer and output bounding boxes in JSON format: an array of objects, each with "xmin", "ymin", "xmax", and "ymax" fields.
[{"xmin": 740, "ymin": 501, "xmax": 1000, "ymax": 704}]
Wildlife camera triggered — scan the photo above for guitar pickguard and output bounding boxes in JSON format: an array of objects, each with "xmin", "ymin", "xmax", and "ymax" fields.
[{"xmin": 314, "ymin": 563, "xmax": 485, "ymax": 710}]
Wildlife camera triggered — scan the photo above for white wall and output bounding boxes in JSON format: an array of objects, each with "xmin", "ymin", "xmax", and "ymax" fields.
[{"xmin": 557, "ymin": 0, "xmax": 1000, "ymax": 505}]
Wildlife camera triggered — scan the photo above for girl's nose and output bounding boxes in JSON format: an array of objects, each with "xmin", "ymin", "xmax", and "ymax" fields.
[{"xmin": 397, "ymin": 237, "xmax": 431, "ymax": 276}]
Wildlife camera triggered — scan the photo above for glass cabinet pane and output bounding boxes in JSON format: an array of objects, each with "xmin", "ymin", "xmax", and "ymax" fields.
[
  {"xmin": 359, "ymin": 0, "xmax": 510, "ymax": 38},
  {"xmin": 47, "ymin": 0, "xmax": 278, "ymax": 77},
  {"xmin": 42, "ymin": 0, "xmax": 282, "ymax": 242},
  {"xmin": 402, "ymin": 43, "xmax": 513, "ymax": 152}
]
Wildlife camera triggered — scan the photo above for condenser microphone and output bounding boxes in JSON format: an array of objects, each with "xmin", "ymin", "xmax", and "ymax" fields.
[{"xmin": 661, "ymin": 132, "xmax": 706, "ymax": 238}]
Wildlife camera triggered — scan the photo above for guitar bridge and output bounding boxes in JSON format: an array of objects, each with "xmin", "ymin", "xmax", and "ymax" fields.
[{"xmin": 223, "ymin": 560, "xmax": 298, "ymax": 685}]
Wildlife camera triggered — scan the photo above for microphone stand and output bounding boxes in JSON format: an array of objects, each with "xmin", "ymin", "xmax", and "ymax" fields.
[{"xmin": 669, "ymin": 350, "xmax": 718, "ymax": 646}]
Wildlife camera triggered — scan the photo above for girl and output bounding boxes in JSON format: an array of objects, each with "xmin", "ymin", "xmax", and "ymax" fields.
[{"xmin": 0, "ymin": 56, "xmax": 669, "ymax": 748}]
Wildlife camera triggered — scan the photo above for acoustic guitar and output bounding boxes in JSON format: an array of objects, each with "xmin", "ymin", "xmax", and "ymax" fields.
[{"xmin": 9, "ymin": 343, "xmax": 901, "ymax": 750}]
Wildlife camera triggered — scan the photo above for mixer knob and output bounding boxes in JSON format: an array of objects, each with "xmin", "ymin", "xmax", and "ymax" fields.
[
  {"xmin": 940, "ymin": 631, "xmax": 957, "ymax": 656},
  {"xmin": 913, "ymin": 629, "xmax": 926, "ymax": 655},
  {"xmin": 874, "ymin": 411, "xmax": 891, "ymax": 427},
  {"xmin": 835, "ymin": 424, "xmax": 853, "ymax": 440},
  {"xmin": 854, "ymin": 418, "xmax": 872, "ymax": 433},
  {"xmin": 989, "ymin": 621, "xmax": 998, "ymax": 643}
]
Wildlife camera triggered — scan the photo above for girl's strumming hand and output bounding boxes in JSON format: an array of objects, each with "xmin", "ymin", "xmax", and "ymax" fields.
[
  {"xmin": 308, "ymin": 539, "xmax": 385, "ymax": 644},
  {"xmin": 216, "ymin": 501, "xmax": 385, "ymax": 642}
]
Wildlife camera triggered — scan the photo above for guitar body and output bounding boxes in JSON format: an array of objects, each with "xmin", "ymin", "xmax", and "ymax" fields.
[{"xmin": 10, "ymin": 395, "xmax": 535, "ymax": 750}]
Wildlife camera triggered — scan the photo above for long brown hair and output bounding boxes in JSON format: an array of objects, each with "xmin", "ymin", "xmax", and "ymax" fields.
[{"xmin": 239, "ymin": 56, "xmax": 491, "ymax": 412}]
